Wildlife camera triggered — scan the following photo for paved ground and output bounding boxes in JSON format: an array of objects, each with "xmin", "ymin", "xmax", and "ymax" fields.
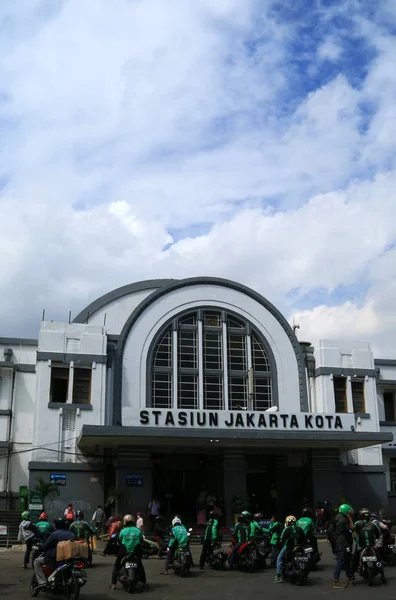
[{"xmin": 1, "ymin": 542, "xmax": 396, "ymax": 600}]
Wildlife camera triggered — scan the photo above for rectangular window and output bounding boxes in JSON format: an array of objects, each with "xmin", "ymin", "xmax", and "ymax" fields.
[
  {"xmin": 333, "ymin": 376, "xmax": 347, "ymax": 413},
  {"xmin": 384, "ymin": 391, "xmax": 395, "ymax": 422},
  {"xmin": 204, "ymin": 312, "xmax": 221, "ymax": 327},
  {"xmin": 252, "ymin": 336, "xmax": 269, "ymax": 371},
  {"xmin": 228, "ymin": 333, "xmax": 247, "ymax": 371},
  {"xmin": 152, "ymin": 373, "xmax": 172, "ymax": 408},
  {"xmin": 351, "ymin": 380, "xmax": 365, "ymax": 413},
  {"xmin": 253, "ymin": 377, "xmax": 272, "ymax": 411},
  {"xmin": 390, "ymin": 458, "xmax": 396, "ymax": 492},
  {"xmin": 229, "ymin": 376, "xmax": 248, "ymax": 411},
  {"xmin": 204, "ymin": 376, "xmax": 223, "ymax": 410},
  {"xmin": 72, "ymin": 367, "xmax": 92, "ymax": 405},
  {"xmin": 154, "ymin": 331, "xmax": 172, "ymax": 368},
  {"xmin": 204, "ymin": 331, "xmax": 222, "ymax": 370},
  {"xmin": 178, "ymin": 330, "xmax": 197, "ymax": 369},
  {"xmin": 50, "ymin": 365, "xmax": 69, "ymax": 403},
  {"xmin": 178, "ymin": 374, "xmax": 198, "ymax": 409}
]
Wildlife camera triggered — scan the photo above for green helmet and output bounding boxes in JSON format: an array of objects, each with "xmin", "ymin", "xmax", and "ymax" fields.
[
  {"xmin": 339, "ymin": 503, "xmax": 353, "ymax": 516},
  {"xmin": 21, "ymin": 511, "xmax": 30, "ymax": 520}
]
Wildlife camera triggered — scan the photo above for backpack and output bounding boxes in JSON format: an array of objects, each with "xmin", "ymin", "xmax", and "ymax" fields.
[{"xmin": 66, "ymin": 510, "xmax": 74, "ymax": 521}]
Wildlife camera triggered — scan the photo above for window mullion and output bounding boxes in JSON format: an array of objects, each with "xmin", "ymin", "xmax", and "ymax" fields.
[
  {"xmin": 172, "ymin": 327, "xmax": 178, "ymax": 409},
  {"xmin": 222, "ymin": 321, "xmax": 229, "ymax": 410},
  {"xmin": 246, "ymin": 334, "xmax": 253, "ymax": 411},
  {"xmin": 198, "ymin": 319, "xmax": 204, "ymax": 410}
]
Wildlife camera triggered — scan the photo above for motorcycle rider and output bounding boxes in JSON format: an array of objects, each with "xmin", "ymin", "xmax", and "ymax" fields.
[
  {"xmin": 370, "ymin": 512, "xmax": 389, "ymax": 562},
  {"xmin": 353, "ymin": 508, "xmax": 385, "ymax": 581},
  {"xmin": 164, "ymin": 516, "xmax": 190, "ymax": 575},
  {"xmin": 110, "ymin": 514, "xmax": 147, "ymax": 590},
  {"xmin": 199, "ymin": 510, "xmax": 219, "ymax": 570},
  {"xmin": 332, "ymin": 503, "xmax": 355, "ymax": 589},
  {"xmin": 33, "ymin": 517, "xmax": 76, "ymax": 588},
  {"xmin": 35, "ymin": 512, "xmax": 53, "ymax": 542},
  {"xmin": 228, "ymin": 513, "xmax": 249, "ymax": 570},
  {"xmin": 18, "ymin": 511, "xmax": 37, "ymax": 569},
  {"xmin": 69, "ymin": 510, "xmax": 96, "ymax": 566},
  {"xmin": 154, "ymin": 515, "xmax": 169, "ymax": 558},
  {"xmin": 274, "ymin": 515, "xmax": 305, "ymax": 583},
  {"xmin": 268, "ymin": 515, "xmax": 282, "ymax": 567},
  {"xmin": 296, "ymin": 507, "xmax": 319, "ymax": 558}
]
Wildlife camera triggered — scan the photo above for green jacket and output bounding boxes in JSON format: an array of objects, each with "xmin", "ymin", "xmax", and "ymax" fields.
[
  {"xmin": 204, "ymin": 518, "xmax": 218, "ymax": 542},
  {"xmin": 269, "ymin": 521, "xmax": 282, "ymax": 546},
  {"xmin": 296, "ymin": 517, "xmax": 315, "ymax": 538},
  {"xmin": 36, "ymin": 521, "xmax": 52, "ymax": 534},
  {"xmin": 280, "ymin": 524, "xmax": 305, "ymax": 549},
  {"xmin": 249, "ymin": 520, "xmax": 261, "ymax": 539},
  {"xmin": 169, "ymin": 525, "xmax": 189, "ymax": 549},
  {"xmin": 119, "ymin": 525, "xmax": 143, "ymax": 552},
  {"xmin": 234, "ymin": 522, "xmax": 249, "ymax": 544},
  {"xmin": 70, "ymin": 520, "xmax": 96, "ymax": 542}
]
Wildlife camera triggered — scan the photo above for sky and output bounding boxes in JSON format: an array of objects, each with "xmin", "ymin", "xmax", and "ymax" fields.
[{"xmin": 1, "ymin": 0, "xmax": 396, "ymax": 356}]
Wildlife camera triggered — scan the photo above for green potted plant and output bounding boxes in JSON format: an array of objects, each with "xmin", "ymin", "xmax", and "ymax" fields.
[{"xmin": 231, "ymin": 492, "xmax": 251, "ymax": 523}]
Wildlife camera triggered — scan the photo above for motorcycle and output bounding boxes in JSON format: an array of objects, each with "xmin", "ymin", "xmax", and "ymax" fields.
[
  {"xmin": 117, "ymin": 552, "xmax": 142, "ymax": 593},
  {"xmin": 30, "ymin": 554, "xmax": 87, "ymax": 600},
  {"xmin": 382, "ymin": 534, "xmax": 396, "ymax": 567},
  {"xmin": 30, "ymin": 538, "xmax": 43, "ymax": 570},
  {"xmin": 358, "ymin": 546, "xmax": 386, "ymax": 586},
  {"xmin": 172, "ymin": 545, "xmax": 193, "ymax": 577},
  {"xmin": 254, "ymin": 534, "xmax": 271, "ymax": 569},
  {"xmin": 228, "ymin": 541, "xmax": 257, "ymax": 572},
  {"xmin": 141, "ymin": 538, "xmax": 160, "ymax": 559},
  {"xmin": 282, "ymin": 544, "xmax": 312, "ymax": 585},
  {"xmin": 205, "ymin": 540, "xmax": 228, "ymax": 570}
]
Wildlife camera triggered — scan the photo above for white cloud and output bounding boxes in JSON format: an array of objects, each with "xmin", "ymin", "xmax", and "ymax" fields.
[{"xmin": 0, "ymin": 1, "xmax": 396, "ymax": 358}]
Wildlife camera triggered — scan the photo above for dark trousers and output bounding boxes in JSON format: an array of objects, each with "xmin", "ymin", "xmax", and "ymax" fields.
[
  {"xmin": 111, "ymin": 545, "xmax": 146, "ymax": 585},
  {"xmin": 334, "ymin": 546, "xmax": 352, "ymax": 581},
  {"xmin": 150, "ymin": 515, "xmax": 157, "ymax": 532},
  {"xmin": 270, "ymin": 544, "xmax": 279, "ymax": 566},
  {"xmin": 165, "ymin": 547, "xmax": 175, "ymax": 570},
  {"xmin": 24, "ymin": 538, "xmax": 34, "ymax": 567},
  {"xmin": 228, "ymin": 542, "xmax": 242, "ymax": 567},
  {"xmin": 199, "ymin": 540, "xmax": 213, "ymax": 569}
]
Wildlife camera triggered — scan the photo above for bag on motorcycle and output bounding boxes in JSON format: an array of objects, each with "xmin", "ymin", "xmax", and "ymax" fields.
[{"xmin": 56, "ymin": 540, "xmax": 89, "ymax": 561}]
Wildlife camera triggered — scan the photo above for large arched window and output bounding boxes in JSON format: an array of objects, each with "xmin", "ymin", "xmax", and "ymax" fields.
[{"xmin": 149, "ymin": 309, "xmax": 275, "ymax": 411}]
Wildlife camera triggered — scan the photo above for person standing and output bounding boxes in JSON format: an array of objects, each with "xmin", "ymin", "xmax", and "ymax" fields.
[
  {"xmin": 268, "ymin": 515, "xmax": 282, "ymax": 567},
  {"xmin": 91, "ymin": 505, "xmax": 106, "ymax": 538},
  {"xmin": 199, "ymin": 510, "xmax": 219, "ymax": 569},
  {"xmin": 136, "ymin": 512, "xmax": 145, "ymax": 535},
  {"xmin": 333, "ymin": 503, "xmax": 355, "ymax": 589},
  {"xmin": 18, "ymin": 511, "xmax": 36, "ymax": 569},
  {"xmin": 64, "ymin": 503, "xmax": 75, "ymax": 525},
  {"xmin": 148, "ymin": 497, "xmax": 161, "ymax": 532}
]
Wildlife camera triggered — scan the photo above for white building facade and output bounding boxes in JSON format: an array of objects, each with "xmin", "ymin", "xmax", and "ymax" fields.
[{"xmin": 0, "ymin": 277, "xmax": 394, "ymax": 522}]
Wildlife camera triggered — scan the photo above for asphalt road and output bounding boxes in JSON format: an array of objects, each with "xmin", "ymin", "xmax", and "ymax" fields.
[{"xmin": 1, "ymin": 542, "xmax": 396, "ymax": 600}]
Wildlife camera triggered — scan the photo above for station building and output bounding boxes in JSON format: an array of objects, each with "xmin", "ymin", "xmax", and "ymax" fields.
[{"xmin": 0, "ymin": 277, "xmax": 395, "ymax": 523}]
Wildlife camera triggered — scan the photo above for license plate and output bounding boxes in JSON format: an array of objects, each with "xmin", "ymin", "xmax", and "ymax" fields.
[
  {"xmin": 389, "ymin": 545, "xmax": 396, "ymax": 549},
  {"xmin": 297, "ymin": 557, "xmax": 309, "ymax": 562},
  {"xmin": 362, "ymin": 557, "xmax": 376, "ymax": 562},
  {"xmin": 72, "ymin": 570, "xmax": 87, "ymax": 578},
  {"xmin": 125, "ymin": 563, "xmax": 138, "ymax": 568},
  {"xmin": 305, "ymin": 547, "xmax": 313, "ymax": 553}
]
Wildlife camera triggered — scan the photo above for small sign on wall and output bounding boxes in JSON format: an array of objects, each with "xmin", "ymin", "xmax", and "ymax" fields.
[
  {"xmin": 50, "ymin": 474, "xmax": 66, "ymax": 486},
  {"xmin": 0, "ymin": 525, "xmax": 8, "ymax": 536},
  {"xmin": 125, "ymin": 474, "xmax": 143, "ymax": 487}
]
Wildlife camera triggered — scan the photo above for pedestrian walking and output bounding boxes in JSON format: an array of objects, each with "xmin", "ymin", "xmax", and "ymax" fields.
[
  {"xmin": 91, "ymin": 505, "xmax": 106, "ymax": 538},
  {"xmin": 18, "ymin": 511, "xmax": 36, "ymax": 569},
  {"xmin": 148, "ymin": 497, "xmax": 161, "ymax": 532}
]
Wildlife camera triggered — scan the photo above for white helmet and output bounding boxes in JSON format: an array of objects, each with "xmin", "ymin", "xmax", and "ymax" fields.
[{"xmin": 172, "ymin": 517, "xmax": 181, "ymax": 527}]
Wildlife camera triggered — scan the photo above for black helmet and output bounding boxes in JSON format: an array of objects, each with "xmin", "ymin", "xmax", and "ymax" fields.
[
  {"xmin": 209, "ymin": 510, "xmax": 218, "ymax": 519},
  {"xmin": 301, "ymin": 507, "xmax": 313, "ymax": 519},
  {"xmin": 54, "ymin": 517, "xmax": 67, "ymax": 530},
  {"xmin": 155, "ymin": 515, "xmax": 164, "ymax": 521},
  {"xmin": 358, "ymin": 508, "xmax": 370, "ymax": 521},
  {"xmin": 253, "ymin": 513, "xmax": 263, "ymax": 521},
  {"xmin": 237, "ymin": 514, "xmax": 247, "ymax": 523},
  {"xmin": 76, "ymin": 510, "xmax": 84, "ymax": 520}
]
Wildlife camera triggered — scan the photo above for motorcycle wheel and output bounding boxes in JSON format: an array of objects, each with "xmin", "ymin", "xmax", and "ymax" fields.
[
  {"xmin": 367, "ymin": 568, "xmax": 374, "ymax": 587},
  {"xmin": 180, "ymin": 563, "xmax": 187, "ymax": 577},
  {"xmin": 30, "ymin": 574, "xmax": 40, "ymax": 598},
  {"xmin": 127, "ymin": 580, "xmax": 136, "ymax": 594},
  {"xmin": 67, "ymin": 577, "xmax": 81, "ymax": 600},
  {"xmin": 297, "ymin": 570, "xmax": 306, "ymax": 586},
  {"xmin": 390, "ymin": 554, "xmax": 396, "ymax": 567}
]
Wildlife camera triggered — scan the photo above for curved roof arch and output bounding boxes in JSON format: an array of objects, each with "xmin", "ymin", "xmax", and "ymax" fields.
[{"xmin": 73, "ymin": 279, "xmax": 178, "ymax": 324}]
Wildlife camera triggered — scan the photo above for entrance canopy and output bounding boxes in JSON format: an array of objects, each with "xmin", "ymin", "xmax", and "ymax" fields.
[{"xmin": 78, "ymin": 425, "xmax": 392, "ymax": 452}]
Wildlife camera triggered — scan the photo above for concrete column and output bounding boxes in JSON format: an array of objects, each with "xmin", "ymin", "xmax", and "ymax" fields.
[
  {"xmin": 223, "ymin": 450, "xmax": 246, "ymax": 526},
  {"xmin": 311, "ymin": 449, "xmax": 342, "ymax": 507}
]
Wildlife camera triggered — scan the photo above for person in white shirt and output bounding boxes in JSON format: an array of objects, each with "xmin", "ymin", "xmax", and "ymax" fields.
[
  {"xmin": 148, "ymin": 498, "xmax": 160, "ymax": 532},
  {"xmin": 136, "ymin": 513, "xmax": 145, "ymax": 535}
]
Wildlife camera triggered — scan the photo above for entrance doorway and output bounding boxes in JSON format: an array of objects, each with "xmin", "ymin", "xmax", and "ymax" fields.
[{"xmin": 152, "ymin": 453, "xmax": 223, "ymax": 524}]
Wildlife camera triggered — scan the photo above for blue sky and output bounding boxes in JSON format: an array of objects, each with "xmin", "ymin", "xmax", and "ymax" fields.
[{"xmin": 1, "ymin": 0, "xmax": 396, "ymax": 355}]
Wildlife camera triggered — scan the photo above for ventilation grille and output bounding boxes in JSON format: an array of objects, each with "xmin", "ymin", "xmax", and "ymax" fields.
[
  {"xmin": 347, "ymin": 449, "xmax": 359, "ymax": 465},
  {"xmin": 62, "ymin": 410, "xmax": 76, "ymax": 431}
]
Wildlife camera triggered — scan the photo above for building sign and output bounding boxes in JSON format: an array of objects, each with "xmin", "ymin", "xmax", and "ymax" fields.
[
  {"xmin": 28, "ymin": 491, "xmax": 44, "ymax": 511},
  {"xmin": 50, "ymin": 474, "xmax": 66, "ymax": 486},
  {"xmin": 138, "ymin": 410, "xmax": 355, "ymax": 431},
  {"xmin": 125, "ymin": 474, "xmax": 143, "ymax": 487},
  {"xmin": 0, "ymin": 525, "xmax": 8, "ymax": 536}
]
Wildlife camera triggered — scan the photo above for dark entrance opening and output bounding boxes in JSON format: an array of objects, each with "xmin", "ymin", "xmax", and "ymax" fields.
[
  {"xmin": 152, "ymin": 452, "xmax": 223, "ymax": 524},
  {"xmin": 246, "ymin": 454, "xmax": 276, "ymax": 516}
]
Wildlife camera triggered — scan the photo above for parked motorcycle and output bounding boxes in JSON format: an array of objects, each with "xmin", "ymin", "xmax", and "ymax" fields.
[
  {"xmin": 358, "ymin": 546, "xmax": 386, "ymax": 586},
  {"xmin": 117, "ymin": 552, "xmax": 142, "ymax": 593},
  {"xmin": 228, "ymin": 541, "xmax": 257, "ymax": 572},
  {"xmin": 30, "ymin": 538, "xmax": 43, "ymax": 570},
  {"xmin": 141, "ymin": 538, "xmax": 160, "ymax": 559},
  {"xmin": 205, "ymin": 540, "xmax": 228, "ymax": 570},
  {"xmin": 282, "ymin": 544, "xmax": 312, "ymax": 585},
  {"xmin": 254, "ymin": 534, "xmax": 271, "ymax": 569},
  {"xmin": 383, "ymin": 534, "xmax": 396, "ymax": 567},
  {"xmin": 30, "ymin": 554, "xmax": 87, "ymax": 599}
]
